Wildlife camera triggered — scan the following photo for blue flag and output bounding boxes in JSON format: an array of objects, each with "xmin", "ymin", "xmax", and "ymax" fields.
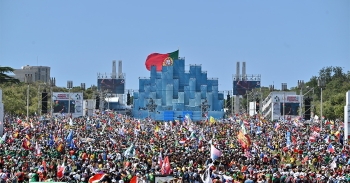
[
  {"xmin": 66, "ymin": 130, "xmax": 73, "ymax": 144},
  {"xmin": 48, "ymin": 134, "xmax": 54, "ymax": 146}
]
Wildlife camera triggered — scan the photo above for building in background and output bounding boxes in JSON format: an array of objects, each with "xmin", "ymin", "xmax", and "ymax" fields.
[
  {"xmin": 13, "ymin": 65, "xmax": 50, "ymax": 83},
  {"xmin": 132, "ymin": 58, "xmax": 224, "ymax": 121}
]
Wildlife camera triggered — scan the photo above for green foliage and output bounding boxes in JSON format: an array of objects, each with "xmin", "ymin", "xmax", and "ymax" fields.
[
  {"xmin": 0, "ymin": 66, "xmax": 20, "ymax": 84},
  {"xmin": 307, "ymin": 66, "xmax": 350, "ymax": 120},
  {"xmin": 0, "ymin": 82, "xmax": 97, "ymax": 115}
]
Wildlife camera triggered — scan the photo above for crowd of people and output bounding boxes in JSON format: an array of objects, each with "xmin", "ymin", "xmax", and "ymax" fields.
[{"xmin": 0, "ymin": 112, "xmax": 348, "ymax": 183}]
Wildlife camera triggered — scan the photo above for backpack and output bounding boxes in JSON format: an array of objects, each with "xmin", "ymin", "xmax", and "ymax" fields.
[{"xmin": 184, "ymin": 172, "xmax": 189, "ymax": 180}]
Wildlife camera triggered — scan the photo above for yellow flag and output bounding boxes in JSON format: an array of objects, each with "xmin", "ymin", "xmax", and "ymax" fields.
[
  {"xmin": 210, "ymin": 116, "xmax": 215, "ymax": 124},
  {"xmin": 155, "ymin": 125, "xmax": 160, "ymax": 132}
]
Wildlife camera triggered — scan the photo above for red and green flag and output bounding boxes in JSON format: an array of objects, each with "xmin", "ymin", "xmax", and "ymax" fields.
[{"xmin": 145, "ymin": 50, "xmax": 179, "ymax": 71}]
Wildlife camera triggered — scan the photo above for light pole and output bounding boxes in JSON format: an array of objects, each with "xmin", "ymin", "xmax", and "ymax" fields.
[
  {"xmin": 282, "ymin": 83, "xmax": 287, "ymax": 120},
  {"xmin": 25, "ymin": 74, "xmax": 33, "ymax": 121},
  {"xmin": 318, "ymin": 78, "xmax": 325, "ymax": 128},
  {"xmin": 50, "ymin": 78, "xmax": 55, "ymax": 116},
  {"xmin": 67, "ymin": 81, "xmax": 73, "ymax": 115},
  {"xmin": 298, "ymin": 80, "xmax": 304, "ymax": 118}
]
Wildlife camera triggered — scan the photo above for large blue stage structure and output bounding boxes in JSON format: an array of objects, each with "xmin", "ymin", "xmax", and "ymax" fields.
[{"xmin": 132, "ymin": 58, "xmax": 224, "ymax": 121}]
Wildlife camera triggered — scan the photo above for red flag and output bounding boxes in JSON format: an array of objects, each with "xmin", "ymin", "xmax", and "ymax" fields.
[
  {"xmin": 22, "ymin": 138, "xmax": 30, "ymax": 150},
  {"xmin": 89, "ymin": 173, "xmax": 106, "ymax": 183},
  {"xmin": 145, "ymin": 50, "xmax": 179, "ymax": 71},
  {"xmin": 161, "ymin": 156, "xmax": 171, "ymax": 175},
  {"xmin": 57, "ymin": 164, "xmax": 65, "ymax": 179},
  {"xmin": 130, "ymin": 176, "xmax": 137, "ymax": 183},
  {"xmin": 292, "ymin": 136, "xmax": 297, "ymax": 145},
  {"xmin": 302, "ymin": 156, "xmax": 308, "ymax": 164}
]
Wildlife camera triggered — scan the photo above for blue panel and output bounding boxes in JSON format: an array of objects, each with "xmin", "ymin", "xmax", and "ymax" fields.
[
  {"xmin": 189, "ymin": 78, "xmax": 196, "ymax": 99},
  {"xmin": 156, "ymin": 73, "xmax": 162, "ymax": 79},
  {"xmin": 189, "ymin": 99, "xmax": 195, "ymax": 107},
  {"xmin": 212, "ymin": 79, "xmax": 218, "ymax": 86},
  {"xmin": 218, "ymin": 100, "xmax": 224, "ymax": 111},
  {"xmin": 178, "ymin": 92, "xmax": 184, "ymax": 103},
  {"xmin": 183, "ymin": 73, "xmax": 189, "ymax": 86},
  {"xmin": 207, "ymin": 92, "xmax": 213, "ymax": 111},
  {"xmin": 150, "ymin": 92, "xmax": 156, "ymax": 100},
  {"xmin": 207, "ymin": 80, "xmax": 213, "ymax": 92},
  {"xmin": 189, "ymin": 66, "xmax": 196, "ymax": 78},
  {"xmin": 166, "ymin": 84, "xmax": 173, "ymax": 106},
  {"xmin": 195, "ymin": 66, "xmax": 201, "ymax": 91},
  {"xmin": 155, "ymin": 99, "xmax": 161, "ymax": 107},
  {"xmin": 218, "ymin": 93, "xmax": 224, "ymax": 100},
  {"xmin": 201, "ymin": 72, "xmax": 207, "ymax": 85},
  {"xmin": 155, "ymin": 111, "xmax": 164, "ymax": 121},
  {"xmin": 150, "ymin": 66, "xmax": 157, "ymax": 83},
  {"xmin": 133, "ymin": 92, "xmax": 139, "ymax": 99},
  {"xmin": 139, "ymin": 92, "xmax": 145, "ymax": 108},
  {"xmin": 184, "ymin": 86, "xmax": 190, "ymax": 105},
  {"xmin": 144, "ymin": 84, "xmax": 151, "ymax": 98},
  {"xmin": 164, "ymin": 111, "xmax": 174, "ymax": 121},
  {"xmin": 195, "ymin": 92, "xmax": 201, "ymax": 106},
  {"xmin": 161, "ymin": 76, "xmax": 167, "ymax": 105},
  {"xmin": 133, "ymin": 99, "xmax": 139, "ymax": 111},
  {"xmin": 200, "ymin": 85, "xmax": 207, "ymax": 99},
  {"xmin": 156, "ymin": 79, "xmax": 162, "ymax": 99},
  {"xmin": 173, "ymin": 103, "xmax": 184, "ymax": 111},
  {"xmin": 173, "ymin": 79, "xmax": 179, "ymax": 99},
  {"xmin": 212, "ymin": 86, "xmax": 218, "ymax": 110}
]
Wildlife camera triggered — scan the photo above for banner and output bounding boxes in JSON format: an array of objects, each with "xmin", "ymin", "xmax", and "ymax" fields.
[
  {"xmin": 286, "ymin": 131, "xmax": 291, "ymax": 146},
  {"xmin": 52, "ymin": 92, "xmax": 83, "ymax": 118}
]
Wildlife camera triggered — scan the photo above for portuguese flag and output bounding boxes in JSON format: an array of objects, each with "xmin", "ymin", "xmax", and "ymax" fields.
[{"xmin": 145, "ymin": 50, "xmax": 179, "ymax": 71}]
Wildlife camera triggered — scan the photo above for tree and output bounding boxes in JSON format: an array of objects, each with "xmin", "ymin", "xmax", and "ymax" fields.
[{"xmin": 0, "ymin": 66, "xmax": 20, "ymax": 84}]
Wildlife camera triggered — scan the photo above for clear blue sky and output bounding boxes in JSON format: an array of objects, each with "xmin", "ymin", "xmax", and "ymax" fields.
[{"xmin": 1, "ymin": 1, "xmax": 349, "ymax": 92}]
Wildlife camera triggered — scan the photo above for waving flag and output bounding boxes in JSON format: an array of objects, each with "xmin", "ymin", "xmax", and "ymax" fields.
[
  {"xmin": 36, "ymin": 142, "xmax": 42, "ymax": 156},
  {"xmin": 328, "ymin": 144, "xmax": 335, "ymax": 153},
  {"xmin": 210, "ymin": 145, "xmax": 222, "ymax": 161},
  {"xmin": 48, "ymin": 134, "xmax": 54, "ymax": 146},
  {"xmin": 161, "ymin": 156, "xmax": 171, "ymax": 175},
  {"xmin": 185, "ymin": 114, "xmax": 192, "ymax": 126},
  {"xmin": 210, "ymin": 116, "xmax": 216, "ymax": 125},
  {"xmin": 0, "ymin": 132, "xmax": 6, "ymax": 144},
  {"xmin": 69, "ymin": 118, "xmax": 73, "ymax": 126},
  {"xmin": 129, "ymin": 176, "xmax": 138, "ymax": 183},
  {"xmin": 70, "ymin": 139, "xmax": 77, "ymax": 149},
  {"xmin": 274, "ymin": 122, "xmax": 280, "ymax": 131},
  {"xmin": 57, "ymin": 142, "xmax": 64, "ymax": 152},
  {"xmin": 237, "ymin": 131, "xmax": 251, "ymax": 149},
  {"xmin": 201, "ymin": 166, "xmax": 212, "ymax": 183},
  {"xmin": 324, "ymin": 135, "xmax": 330, "ymax": 143},
  {"xmin": 240, "ymin": 122, "xmax": 247, "ymax": 135},
  {"xmin": 66, "ymin": 130, "xmax": 73, "ymax": 144},
  {"xmin": 89, "ymin": 173, "xmax": 106, "ymax": 183},
  {"xmin": 124, "ymin": 144, "xmax": 135, "ymax": 158},
  {"xmin": 57, "ymin": 163, "xmax": 65, "ymax": 179},
  {"xmin": 22, "ymin": 138, "xmax": 30, "ymax": 150},
  {"xmin": 145, "ymin": 50, "xmax": 179, "ymax": 71}
]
